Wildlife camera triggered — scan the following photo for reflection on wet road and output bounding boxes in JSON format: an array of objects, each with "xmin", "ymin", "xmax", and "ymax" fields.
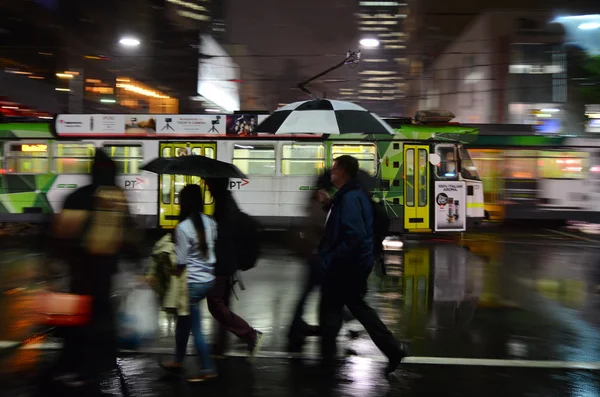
[{"xmin": 2, "ymin": 229, "xmax": 600, "ymax": 395}]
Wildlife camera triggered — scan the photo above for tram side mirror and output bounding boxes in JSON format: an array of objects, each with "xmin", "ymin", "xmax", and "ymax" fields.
[{"xmin": 429, "ymin": 153, "xmax": 441, "ymax": 166}]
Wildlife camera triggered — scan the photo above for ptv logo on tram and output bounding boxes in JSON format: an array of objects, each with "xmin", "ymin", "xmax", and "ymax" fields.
[
  {"xmin": 229, "ymin": 179, "xmax": 249, "ymax": 190},
  {"xmin": 124, "ymin": 177, "xmax": 145, "ymax": 189}
]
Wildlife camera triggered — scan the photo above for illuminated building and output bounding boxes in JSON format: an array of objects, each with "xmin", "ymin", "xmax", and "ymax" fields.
[
  {"xmin": 348, "ymin": 1, "xmax": 407, "ymax": 116},
  {"xmin": 116, "ymin": 77, "xmax": 179, "ymax": 114},
  {"xmin": 0, "ymin": 0, "xmax": 210, "ymax": 113},
  {"xmin": 408, "ymin": 11, "xmax": 568, "ymax": 129}
]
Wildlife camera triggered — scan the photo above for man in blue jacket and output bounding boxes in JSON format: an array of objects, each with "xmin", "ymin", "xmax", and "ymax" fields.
[{"xmin": 317, "ymin": 155, "xmax": 407, "ymax": 377}]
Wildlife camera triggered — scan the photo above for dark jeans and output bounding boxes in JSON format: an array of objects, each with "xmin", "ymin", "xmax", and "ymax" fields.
[
  {"xmin": 207, "ymin": 275, "xmax": 256, "ymax": 354},
  {"xmin": 319, "ymin": 277, "xmax": 401, "ymax": 361}
]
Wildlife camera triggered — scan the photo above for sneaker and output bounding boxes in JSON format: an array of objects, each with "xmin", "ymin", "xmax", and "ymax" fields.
[
  {"xmin": 159, "ymin": 360, "xmax": 183, "ymax": 375},
  {"xmin": 187, "ymin": 371, "xmax": 218, "ymax": 383},
  {"xmin": 384, "ymin": 342, "xmax": 409, "ymax": 378},
  {"xmin": 247, "ymin": 330, "xmax": 264, "ymax": 361}
]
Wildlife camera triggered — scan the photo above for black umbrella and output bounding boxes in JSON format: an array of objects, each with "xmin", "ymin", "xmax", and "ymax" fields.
[
  {"xmin": 141, "ymin": 155, "xmax": 247, "ymax": 179},
  {"xmin": 317, "ymin": 168, "xmax": 378, "ymax": 192}
]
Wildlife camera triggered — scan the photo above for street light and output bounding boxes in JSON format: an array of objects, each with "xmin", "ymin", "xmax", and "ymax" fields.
[
  {"xmin": 579, "ymin": 22, "xmax": 600, "ymax": 30},
  {"xmin": 360, "ymin": 38, "xmax": 380, "ymax": 48},
  {"xmin": 119, "ymin": 37, "xmax": 141, "ymax": 47}
]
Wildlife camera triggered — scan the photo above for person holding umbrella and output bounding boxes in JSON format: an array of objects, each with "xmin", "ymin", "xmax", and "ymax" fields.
[
  {"xmin": 141, "ymin": 156, "xmax": 263, "ymax": 360},
  {"xmin": 160, "ymin": 184, "xmax": 218, "ymax": 382}
]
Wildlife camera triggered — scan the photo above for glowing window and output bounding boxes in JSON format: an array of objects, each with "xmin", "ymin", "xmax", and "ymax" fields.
[
  {"xmin": 233, "ymin": 144, "xmax": 276, "ymax": 176},
  {"xmin": 331, "ymin": 144, "xmax": 377, "ymax": 175},
  {"xmin": 6, "ymin": 142, "xmax": 49, "ymax": 174},
  {"xmin": 104, "ymin": 145, "xmax": 143, "ymax": 175},
  {"xmin": 53, "ymin": 143, "xmax": 95, "ymax": 174},
  {"xmin": 282, "ymin": 143, "xmax": 325, "ymax": 176}
]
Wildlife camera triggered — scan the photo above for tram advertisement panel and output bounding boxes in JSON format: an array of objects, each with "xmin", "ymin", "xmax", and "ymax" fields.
[{"xmin": 434, "ymin": 181, "xmax": 466, "ymax": 232}]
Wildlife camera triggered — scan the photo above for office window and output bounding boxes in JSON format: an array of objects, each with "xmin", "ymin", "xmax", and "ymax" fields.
[
  {"xmin": 6, "ymin": 143, "xmax": 49, "ymax": 174},
  {"xmin": 282, "ymin": 143, "xmax": 325, "ymax": 176},
  {"xmin": 233, "ymin": 144, "xmax": 276, "ymax": 175},
  {"xmin": 53, "ymin": 143, "xmax": 95, "ymax": 174},
  {"xmin": 104, "ymin": 145, "xmax": 143, "ymax": 175}
]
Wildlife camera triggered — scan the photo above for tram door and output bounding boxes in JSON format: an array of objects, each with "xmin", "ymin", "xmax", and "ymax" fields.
[
  {"xmin": 159, "ymin": 142, "xmax": 216, "ymax": 229},
  {"xmin": 404, "ymin": 144, "xmax": 430, "ymax": 231}
]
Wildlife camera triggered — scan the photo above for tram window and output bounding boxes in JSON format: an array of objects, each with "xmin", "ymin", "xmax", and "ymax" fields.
[
  {"xmin": 53, "ymin": 143, "xmax": 95, "ymax": 174},
  {"xmin": 434, "ymin": 146, "xmax": 457, "ymax": 179},
  {"xmin": 505, "ymin": 151, "xmax": 537, "ymax": 179},
  {"xmin": 6, "ymin": 143, "xmax": 49, "ymax": 174},
  {"xmin": 205, "ymin": 147, "xmax": 215, "ymax": 159},
  {"xmin": 331, "ymin": 144, "xmax": 377, "ymax": 175},
  {"xmin": 104, "ymin": 145, "xmax": 143, "ymax": 175},
  {"xmin": 191, "ymin": 147, "xmax": 202, "ymax": 156},
  {"xmin": 282, "ymin": 143, "xmax": 325, "ymax": 176},
  {"xmin": 458, "ymin": 146, "xmax": 481, "ymax": 181},
  {"xmin": 233, "ymin": 144, "xmax": 276, "ymax": 176},
  {"xmin": 538, "ymin": 151, "xmax": 587, "ymax": 179},
  {"xmin": 162, "ymin": 175, "xmax": 172, "ymax": 204},
  {"xmin": 162, "ymin": 147, "xmax": 172, "ymax": 157}
]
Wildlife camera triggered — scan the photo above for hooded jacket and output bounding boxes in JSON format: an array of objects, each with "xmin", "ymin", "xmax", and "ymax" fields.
[
  {"xmin": 317, "ymin": 179, "xmax": 374, "ymax": 285},
  {"xmin": 49, "ymin": 149, "xmax": 142, "ymax": 296}
]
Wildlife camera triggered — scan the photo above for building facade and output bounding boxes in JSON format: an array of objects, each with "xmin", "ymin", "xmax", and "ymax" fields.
[
  {"xmin": 0, "ymin": 0, "xmax": 220, "ymax": 115},
  {"xmin": 346, "ymin": 1, "xmax": 407, "ymax": 116},
  {"xmin": 406, "ymin": 11, "xmax": 569, "ymax": 131}
]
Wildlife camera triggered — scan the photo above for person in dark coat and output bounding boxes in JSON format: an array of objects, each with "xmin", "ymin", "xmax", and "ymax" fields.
[
  {"xmin": 316, "ymin": 155, "xmax": 407, "ymax": 377},
  {"xmin": 204, "ymin": 178, "xmax": 263, "ymax": 359},
  {"xmin": 42, "ymin": 149, "xmax": 142, "ymax": 393}
]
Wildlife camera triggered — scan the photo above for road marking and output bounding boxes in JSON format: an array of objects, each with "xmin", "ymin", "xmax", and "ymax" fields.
[
  {"xmin": 543, "ymin": 229, "xmax": 600, "ymax": 244},
  {"xmin": 460, "ymin": 238, "xmax": 600, "ymax": 249},
  {"xmin": 402, "ymin": 357, "xmax": 600, "ymax": 369},
  {"xmin": 5, "ymin": 341, "xmax": 600, "ymax": 369}
]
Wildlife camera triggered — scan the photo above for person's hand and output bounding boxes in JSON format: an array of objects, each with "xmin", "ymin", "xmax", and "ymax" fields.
[
  {"xmin": 317, "ymin": 189, "xmax": 331, "ymax": 205},
  {"xmin": 144, "ymin": 275, "xmax": 158, "ymax": 289},
  {"xmin": 170, "ymin": 266, "xmax": 184, "ymax": 277}
]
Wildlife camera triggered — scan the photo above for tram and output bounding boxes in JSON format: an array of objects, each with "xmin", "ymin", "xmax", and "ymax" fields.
[{"xmin": 0, "ymin": 111, "xmax": 485, "ymax": 233}]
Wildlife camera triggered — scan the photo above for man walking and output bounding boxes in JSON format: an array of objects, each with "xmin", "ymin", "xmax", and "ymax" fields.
[{"xmin": 316, "ymin": 155, "xmax": 408, "ymax": 377}]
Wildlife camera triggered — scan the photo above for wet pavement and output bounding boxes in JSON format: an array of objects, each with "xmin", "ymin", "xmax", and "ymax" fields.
[{"xmin": 2, "ymin": 228, "xmax": 600, "ymax": 396}]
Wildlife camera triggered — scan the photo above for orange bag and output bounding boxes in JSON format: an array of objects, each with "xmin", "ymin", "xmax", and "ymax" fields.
[{"xmin": 37, "ymin": 292, "xmax": 92, "ymax": 327}]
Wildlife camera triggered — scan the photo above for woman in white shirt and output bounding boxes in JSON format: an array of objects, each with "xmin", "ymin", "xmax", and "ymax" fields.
[{"xmin": 160, "ymin": 184, "xmax": 218, "ymax": 382}]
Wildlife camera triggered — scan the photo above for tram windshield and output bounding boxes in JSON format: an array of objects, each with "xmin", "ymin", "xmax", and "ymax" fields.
[{"xmin": 459, "ymin": 145, "xmax": 481, "ymax": 181}]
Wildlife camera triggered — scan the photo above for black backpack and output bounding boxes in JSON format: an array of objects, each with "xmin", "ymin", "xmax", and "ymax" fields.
[
  {"xmin": 234, "ymin": 210, "xmax": 261, "ymax": 271},
  {"xmin": 371, "ymin": 197, "xmax": 390, "ymax": 255}
]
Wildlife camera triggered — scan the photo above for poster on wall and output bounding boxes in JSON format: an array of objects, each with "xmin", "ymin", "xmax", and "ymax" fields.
[
  {"xmin": 226, "ymin": 114, "xmax": 259, "ymax": 136},
  {"xmin": 434, "ymin": 181, "xmax": 467, "ymax": 232},
  {"xmin": 56, "ymin": 114, "xmax": 126, "ymax": 134},
  {"xmin": 55, "ymin": 114, "xmax": 270, "ymax": 136},
  {"xmin": 155, "ymin": 115, "xmax": 224, "ymax": 134}
]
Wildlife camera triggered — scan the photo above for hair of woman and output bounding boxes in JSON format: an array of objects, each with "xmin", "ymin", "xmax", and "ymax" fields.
[{"xmin": 178, "ymin": 184, "xmax": 208, "ymax": 259}]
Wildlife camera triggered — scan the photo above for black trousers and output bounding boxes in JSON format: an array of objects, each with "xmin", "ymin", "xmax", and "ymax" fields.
[{"xmin": 319, "ymin": 277, "xmax": 400, "ymax": 361}]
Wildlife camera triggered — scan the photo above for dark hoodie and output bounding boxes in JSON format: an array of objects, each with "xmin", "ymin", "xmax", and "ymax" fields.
[
  {"xmin": 206, "ymin": 178, "xmax": 241, "ymax": 277},
  {"xmin": 48, "ymin": 149, "xmax": 141, "ymax": 375},
  {"xmin": 54, "ymin": 149, "xmax": 141, "ymax": 293}
]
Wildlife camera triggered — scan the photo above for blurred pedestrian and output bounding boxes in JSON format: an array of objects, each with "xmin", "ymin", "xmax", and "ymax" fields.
[
  {"xmin": 159, "ymin": 184, "xmax": 218, "ymax": 382},
  {"xmin": 41, "ymin": 149, "xmax": 142, "ymax": 393},
  {"xmin": 146, "ymin": 231, "xmax": 190, "ymax": 366},
  {"xmin": 316, "ymin": 155, "xmax": 408, "ymax": 377},
  {"xmin": 205, "ymin": 178, "xmax": 263, "ymax": 360}
]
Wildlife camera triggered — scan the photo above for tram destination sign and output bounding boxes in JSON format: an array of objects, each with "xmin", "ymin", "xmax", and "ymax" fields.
[{"xmin": 54, "ymin": 114, "xmax": 269, "ymax": 136}]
